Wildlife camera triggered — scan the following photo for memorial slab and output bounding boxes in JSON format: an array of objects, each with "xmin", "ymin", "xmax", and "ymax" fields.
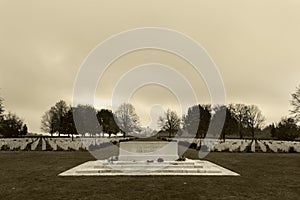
[{"xmin": 118, "ymin": 141, "xmax": 179, "ymax": 161}]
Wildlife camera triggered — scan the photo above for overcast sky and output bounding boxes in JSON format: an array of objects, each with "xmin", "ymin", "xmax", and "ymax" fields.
[{"xmin": 1, "ymin": 0, "xmax": 300, "ymax": 133}]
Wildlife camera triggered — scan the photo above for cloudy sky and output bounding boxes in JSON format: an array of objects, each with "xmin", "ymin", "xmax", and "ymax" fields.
[{"xmin": 1, "ymin": 0, "xmax": 300, "ymax": 133}]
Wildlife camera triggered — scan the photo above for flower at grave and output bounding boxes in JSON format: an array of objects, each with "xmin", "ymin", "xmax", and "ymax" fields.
[
  {"xmin": 112, "ymin": 156, "xmax": 118, "ymax": 161},
  {"xmin": 176, "ymin": 155, "xmax": 186, "ymax": 161},
  {"xmin": 107, "ymin": 156, "xmax": 119, "ymax": 164}
]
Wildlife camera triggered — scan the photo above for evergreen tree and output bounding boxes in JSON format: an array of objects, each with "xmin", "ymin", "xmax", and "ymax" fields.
[
  {"xmin": 97, "ymin": 109, "xmax": 119, "ymax": 137},
  {"xmin": 183, "ymin": 104, "xmax": 211, "ymax": 138},
  {"xmin": 272, "ymin": 118, "xmax": 299, "ymax": 140}
]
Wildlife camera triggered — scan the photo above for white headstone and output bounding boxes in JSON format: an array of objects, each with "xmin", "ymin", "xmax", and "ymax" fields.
[{"xmin": 31, "ymin": 138, "xmax": 40, "ymax": 150}]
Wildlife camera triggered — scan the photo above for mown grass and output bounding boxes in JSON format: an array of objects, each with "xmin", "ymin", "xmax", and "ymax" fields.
[{"xmin": 0, "ymin": 149, "xmax": 299, "ymax": 200}]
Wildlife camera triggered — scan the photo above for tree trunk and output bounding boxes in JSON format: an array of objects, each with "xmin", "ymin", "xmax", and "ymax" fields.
[
  {"xmin": 196, "ymin": 131, "xmax": 200, "ymax": 139},
  {"xmin": 251, "ymin": 127, "xmax": 255, "ymax": 141},
  {"xmin": 239, "ymin": 124, "xmax": 243, "ymax": 139}
]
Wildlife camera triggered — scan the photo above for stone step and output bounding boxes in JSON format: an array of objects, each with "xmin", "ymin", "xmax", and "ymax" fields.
[
  {"xmin": 59, "ymin": 159, "xmax": 240, "ymax": 176},
  {"xmin": 94, "ymin": 164, "xmax": 204, "ymax": 169},
  {"xmin": 102, "ymin": 161, "xmax": 203, "ymax": 166},
  {"xmin": 76, "ymin": 168, "xmax": 222, "ymax": 174}
]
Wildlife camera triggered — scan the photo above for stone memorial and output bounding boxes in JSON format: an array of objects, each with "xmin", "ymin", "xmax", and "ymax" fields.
[
  {"xmin": 118, "ymin": 141, "xmax": 178, "ymax": 161},
  {"xmin": 59, "ymin": 140, "xmax": 239, "ymax": 176}
]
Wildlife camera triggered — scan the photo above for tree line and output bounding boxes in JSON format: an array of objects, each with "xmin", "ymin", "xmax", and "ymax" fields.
[
  {"xmin": 40, "ymin": 89, "xmax": 300, "ymax": 141},
  {"xmin": 160, "ymin": 98, "xmax": 300, "ymax": 141},
  {"xmin": 40, "ymin": 101, "xmax": 137, "ymax": 139},
  {"xmin": 1, "ymin": 85, "xmax": 300, "ymax": 140},
  {"xmin": 158, "ymin": 104, "xmax": 266, "ymax": 141}
]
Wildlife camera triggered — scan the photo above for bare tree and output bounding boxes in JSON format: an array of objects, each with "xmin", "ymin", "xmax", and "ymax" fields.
[
  {"xmin": 114, "ymin": 103, "xmax": 140, "ymax": 137},
  {"xmin": 41, "ymin": 107, "xmax": 57, "ymax": 137},
  {"xmin": 246, "ymin": 105, "xmax": 265, "ymax": 141},
  {"xmin": 73, "ymin": 104, "xmax": 100, "ymax": 137},
  {"xmin": 158, "ymin": 109, "xmax": 181, "ymax": 137},
  {"xmin": 0, "ymin": 95, "xmax": 4, "ymax": 121},
  {"xmin": 41, "ymin": 100, "xmax": 69, "ymax": 137},
  {"xmin": 229, "ymin": 103, "xmax": 249, "ymax": 139},
  {"xmin": 291, "ymin": 85, "xmax": 300, "ymax": 123}
]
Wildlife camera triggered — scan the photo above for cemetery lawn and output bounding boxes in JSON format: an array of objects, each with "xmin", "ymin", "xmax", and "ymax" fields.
[{"xmin": 0, "ymin": 150, "xmax": 299, "ymax": 200}]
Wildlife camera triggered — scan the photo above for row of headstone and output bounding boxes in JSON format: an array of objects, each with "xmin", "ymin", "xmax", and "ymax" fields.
[
  {"xmin": 0, "ymin": 138, "xmax": 124, "ymax": 151},
  {"xmin": 41, "ymin": 138, "xmax": 46, "ymax": 150},
  {"xmin": 251, "ymin": 141, "xmax": 256, "ymax": 152},
  {"xmin": 214, "ymin": 142, "xmax": 230, "ymax": 152},
  {"xmin": 0, "ymin": 138, "xmax": 299, "ymax": 152},
  {"xmin": 170, "ymin": 138, "xmax": 300, "ymax": 153},
  {"xmin": 0, "ymin": 138, "xmax": 33, "ymax": 150},
  {"xmin": 229, "ymin": 141, "xmax": 242, "ymax": 152},
  {"xmin": 265, "ymin": 141, "xmax": 277, "ymax": 152},
  {"xmin": 175, "ymin": 138, "xmax": 300, "ymax": 153},
  {"xmin": 47, "ymin": 138, "xmax": 58, "ymax": 150},
  {"xmin": 42, "ymin": 138, "xmax": 130, "ymax": 151},
  {"xmin": 262, "ymin": 140, "xmax": 296, "ymax": 153},
  {"xmin": 201, "ymin": 139, "xmax": 220, "ymax": 152},
  {"xmin": 240, "ymin": 140, "xmax": 250, "ymax": 151},
  {"xmin": 257, "ymin": 140, "xmax": 267, "ymax": 152},
  {"xmin": 31, "ymin": 138, "xmax": 40, "ymax": 150}
]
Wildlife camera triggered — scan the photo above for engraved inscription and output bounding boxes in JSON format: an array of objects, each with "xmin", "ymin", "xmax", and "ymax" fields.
[{"xmin": 120, "ymin": 142, "xmax": 170, "ymax": 153}]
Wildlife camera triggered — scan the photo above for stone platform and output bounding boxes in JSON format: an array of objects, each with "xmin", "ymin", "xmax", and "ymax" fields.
[
  {"xmin": 59, "ymin": 141, "xmax": 239, "ymax": 176},
  {"xmin": 59, "ymin": 159, "xmax": 239, "ymax": 176}
]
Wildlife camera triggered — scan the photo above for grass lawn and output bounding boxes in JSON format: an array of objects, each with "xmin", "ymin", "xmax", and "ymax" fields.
[{"xmin": 0, "ymin": 149, "xmax": 299, "ymax": 200}]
